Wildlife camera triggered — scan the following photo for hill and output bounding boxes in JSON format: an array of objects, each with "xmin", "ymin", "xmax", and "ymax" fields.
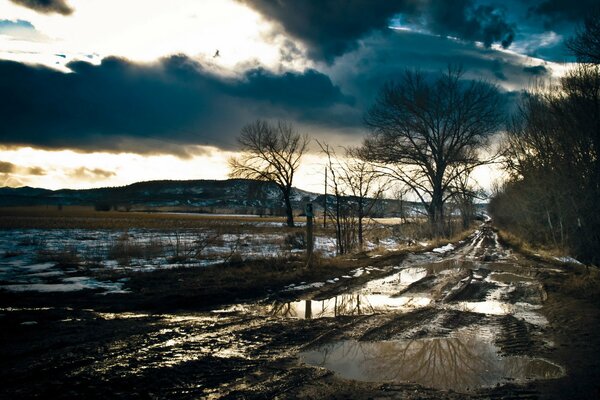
[{"xmin": 0, "ymin": 179, "xmax": 319, "ymax": 215}]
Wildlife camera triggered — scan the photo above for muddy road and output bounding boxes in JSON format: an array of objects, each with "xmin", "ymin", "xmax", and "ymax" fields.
[{"xmin": 1, "ymin": 225, "xmax": 599, "ymax": 399}]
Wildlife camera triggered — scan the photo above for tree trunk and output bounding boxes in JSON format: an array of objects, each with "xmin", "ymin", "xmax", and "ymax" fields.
[
  {"xmin": 430, "ymin": 183, "xmax": 445, "ymax": 237},
  {"xmin": 358, "ymin": 201, "xmax": 364, "ymax": 251},
  {"xmin": 283, "ymin": 188, "xmax": 294, "ymax": 227}
]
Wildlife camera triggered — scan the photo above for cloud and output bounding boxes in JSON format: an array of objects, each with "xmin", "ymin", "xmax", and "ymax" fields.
[
  {"xmin": 0, "ymin": 161, "xmax": 16, "ymax": 173},
  {"xmin": 0, "ymin": 19, "xmax": 34, "ymax": 30},
  {"xmin": 522, "ymin": 65, "xmax": 549, "ymax": 76},
  {"xmin": 68, "ymin": 167, "xmax": 115, "ymax": 180},
  {"xmin": 239, "ymin": 0, "xmax": 415, "ymax": 63},
  {"xmin": 0, "ymin": 55, "xmax": 356, "ymax": 155},
  {"xmin": 0, "ymin": 19, "xmax": 49, "ymax": 42},
  {"xmin": 324, "ymin": 29, "xmax": 557, "ymax": 108},
  {"xmin": 528, "ymin": 0, "xmax": 600, "ymax": 26},
  {"xmin": 27, "ymin": 166, "xmax": 46, "ymax": 175},
  {"xmin": 9, "ymin": 0, "xmax": 73, "ymax": 16},
  {"xmin": 425, "ymin": 1, "xmax": 515, "ymax": 48},
  {"xmin": 240, "ymin": 0, "xmax": 517, "ymax": 63}
]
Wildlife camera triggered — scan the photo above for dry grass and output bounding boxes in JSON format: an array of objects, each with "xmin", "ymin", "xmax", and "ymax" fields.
[
  {"xmin": 560, "ymin": 266, "xmax": 600, "ymax": 299},
  {"xmin": 497, "ymin": 229, "xmax": 569, "ymax": 259},
  {"xmin": 0, "ymin": 206, "xmax": 294, "ymax": 231},
  {"xmin": 36, "ymin": 246, "xmax": 81, "ymax": 267}
]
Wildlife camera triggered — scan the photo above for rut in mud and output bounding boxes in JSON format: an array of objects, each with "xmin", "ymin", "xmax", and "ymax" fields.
[{"xmin": 0, "ymin": 225, "xmax": 598, "ymax": 399}]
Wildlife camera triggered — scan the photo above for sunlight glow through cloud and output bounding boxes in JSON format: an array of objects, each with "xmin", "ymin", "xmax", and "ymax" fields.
[{"xmin": 0, "ymin": 0, "xmax": 293, "ymax": 71}]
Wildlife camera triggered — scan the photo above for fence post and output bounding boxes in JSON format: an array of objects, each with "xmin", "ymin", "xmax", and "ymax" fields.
[{"xmin": 305, "ymin": 203, "xmax": 314, "ymax": 267}]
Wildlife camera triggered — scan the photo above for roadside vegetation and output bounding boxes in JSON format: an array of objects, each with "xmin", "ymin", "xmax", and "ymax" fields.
[{"xmin": 490, "ymin": 10, "xmax": 600, "ymax": 265}]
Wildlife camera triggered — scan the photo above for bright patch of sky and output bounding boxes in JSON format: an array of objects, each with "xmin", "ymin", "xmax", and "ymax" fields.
[{"xmin": 0, "ymin": 0, "xmax": 308, "ymax": 72}]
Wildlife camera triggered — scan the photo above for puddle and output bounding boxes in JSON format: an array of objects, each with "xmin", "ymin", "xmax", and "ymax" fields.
[
  {"xmin": 299, "ymin": 327, "xmax": 564, "ymax": 392},
  {"xmin": 488, "ymin": 272, "xmax": 537, "ymax": 284},
  {"xmin": 261, "ymin": 294, "xmax": 432, "ymax": 319},
  {"xmin": 244, "ymin": 266, "xmax": 436, "ymax": 319}
]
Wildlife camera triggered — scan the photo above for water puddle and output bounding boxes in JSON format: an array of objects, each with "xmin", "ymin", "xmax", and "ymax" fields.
[
  {"xmin": 261, "ymin": 294, "xmax": 432, "ymax": 319},
  {"xmin": 299, "ymin": 326, "xmax": 564, "ymax": 392},
  {"xmin": 242, "ymin": 266, "xmax": 436, "ymax": 319}
]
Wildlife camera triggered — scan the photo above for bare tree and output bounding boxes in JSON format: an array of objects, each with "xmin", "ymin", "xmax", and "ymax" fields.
[
  {"xmin": 318, "ymin": 142, "xmax": 384, "ymax": 254},
  {"xmin": 567, "ymin": 8, "xmax": 600, "ymax": 64},
  {"xmin": 340, "ymin": 147, "xmax": 386, "ymax": 249},
  {"xmin": 363, "ymin": 67, "xmax": 503, "ymax": 236},
  {"xmin": 229, "ymin": 120, "xmax": 309, "ymax": 227},
  {"xmin": 319, "ymin": 141, "xmax": 356, "ymax": 255}
]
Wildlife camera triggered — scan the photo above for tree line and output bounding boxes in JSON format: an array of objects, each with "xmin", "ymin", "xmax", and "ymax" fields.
[{"xmin": 490, "ymin": 10, "xmax": 600, "ymax": 264}]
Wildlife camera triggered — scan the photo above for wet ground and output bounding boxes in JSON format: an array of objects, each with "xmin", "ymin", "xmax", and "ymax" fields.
[{"xmin": 1, "ymin": 225, "xmax": 599, "ymax": 399}]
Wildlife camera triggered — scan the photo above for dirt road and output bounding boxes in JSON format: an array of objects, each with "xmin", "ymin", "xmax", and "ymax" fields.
[{"xmin": 1, "ymin": 225, "xmax": 599, "ymax": 399}]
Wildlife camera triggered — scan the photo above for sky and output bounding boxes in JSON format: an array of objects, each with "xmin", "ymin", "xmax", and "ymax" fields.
[{"xmin": 0, "ymin": 0, "xmax": 593, "ymax": 193}]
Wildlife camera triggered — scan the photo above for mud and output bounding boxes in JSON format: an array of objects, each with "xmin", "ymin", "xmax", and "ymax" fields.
[{"xmin": 1, "ymin": 224, "xmax": 599, "ymax": 399}]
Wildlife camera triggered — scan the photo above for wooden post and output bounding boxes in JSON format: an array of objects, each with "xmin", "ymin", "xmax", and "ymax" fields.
[
  {"xmin": 305, "ymin": 203, "xmax": 314, "ymax": 267},
  {"xmin": 323, "ymin": 167, "xmax": 327, "ymax": 228}
]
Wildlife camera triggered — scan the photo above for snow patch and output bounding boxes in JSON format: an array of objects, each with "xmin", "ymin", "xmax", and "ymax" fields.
[{"xmin": 432, "ymin": 243, "xmax": 454, "ymax": 254}]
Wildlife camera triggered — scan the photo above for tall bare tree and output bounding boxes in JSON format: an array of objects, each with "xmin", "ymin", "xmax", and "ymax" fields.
[
  {"xmin": 363, "ymin": 67, "xmax": 503, "ymax": 236},
  {"xmin": 229, "ymin": 120, "xmax": 309, "ymax": 227}
]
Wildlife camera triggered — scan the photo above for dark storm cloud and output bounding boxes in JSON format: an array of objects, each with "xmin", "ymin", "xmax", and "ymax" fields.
[
  {"xmin": 426, "ymin": 0, "xmax": 515, "ymax": 48},
  {"xmin": 239, "ymin": 0, "xmax": 418, "ymax": 63},
  {"xmin": 9, "ymin": 0, "xmax": 73, "ymax": 15},
  {"xmin": 528, "ymin": 0, "xmax": 600, "ymax": 26},
  {"xmin": 324, "ymin": 29, "xmax": 547, "ymax": 114},
  {"xmin": 0, "ymin": 56, "xmax": 356, "ymax": 155},
  {"xmin": 240, "ymin": 0, "xmax": 517, "ymax": 62}
]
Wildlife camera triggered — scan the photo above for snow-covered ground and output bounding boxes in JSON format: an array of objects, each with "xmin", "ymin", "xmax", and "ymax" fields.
[{"xmin": 0, "ymin": 225, "xmax": 410, "ymax": 294}]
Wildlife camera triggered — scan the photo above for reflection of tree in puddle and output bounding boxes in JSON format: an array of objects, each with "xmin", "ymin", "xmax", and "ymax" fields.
[
  {"xmin": 268, "ymin": 295, "xmax": 372, "ymax": 319},
  {"xmin": 267, "ymin": 293, "xmax": 430, "ymax": 319},
  {"xmin": 300, "ymin": 329, "xmax": 564, "ymax": 392}
]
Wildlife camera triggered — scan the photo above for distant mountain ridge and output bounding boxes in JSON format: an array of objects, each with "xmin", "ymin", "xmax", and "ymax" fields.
[{"xmin": 0, "ymin": 179, "xmax": 319, "ymax": 215}]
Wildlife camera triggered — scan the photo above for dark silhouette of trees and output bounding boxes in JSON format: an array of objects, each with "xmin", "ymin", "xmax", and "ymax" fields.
[
  {"xmin": 229, "ymin": 120, "xmax": 309, "ymax": 227},
  {"xmin": 363, "ymin": 67, "xmax": 503, "ymax": 236},
  {"xmin": 491, "ymin": 64, "xmax": 600, "ymax": 262},
  {"xmin": 492, "ymin": 14, "xmax": 600, "ymax": 263},
  {"xmin": 567, "ymin": 8, "xmax": 600, "ymax": 64}
]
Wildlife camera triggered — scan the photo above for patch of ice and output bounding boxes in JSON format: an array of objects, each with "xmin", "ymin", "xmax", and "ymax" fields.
[
  {"xmin": 23, "ymin": 262, "xmax": 55, "ymax": 271},
  {"xmin": 432, "ymin": 243, "xmax": 454, "ymax": 254},
  {"xmin": 1, "ymin": 276, "xmax": 127, "ymax": 294},
  {"xmin": 554, "ymin": 256, "xmax": 583, "ymax": 265},
  {"xmin": 284, "ymin": 282, "xmax": 325, "ymax": 291},
  {"xmin": 352, "ymin": 269, "xmax": 364, "ymax": 277}
]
